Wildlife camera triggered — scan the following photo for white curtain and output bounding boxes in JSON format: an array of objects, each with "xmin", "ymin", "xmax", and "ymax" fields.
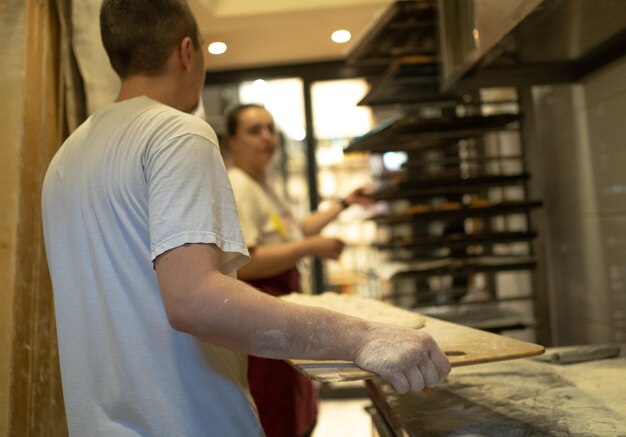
[{"xmin": 71, "ymin": 0, "xmax": 119, "ymax": 115}]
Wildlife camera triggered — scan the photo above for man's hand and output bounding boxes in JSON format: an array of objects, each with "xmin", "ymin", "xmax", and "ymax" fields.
[{"xmin": 352, "ymin": 324, "xmax": 451, "ymax": 394}]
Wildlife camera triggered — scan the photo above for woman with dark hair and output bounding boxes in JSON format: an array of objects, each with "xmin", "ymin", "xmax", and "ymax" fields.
[{"xmin": 225, "ymin": 104, "xmax": 373, "ymax": 437}]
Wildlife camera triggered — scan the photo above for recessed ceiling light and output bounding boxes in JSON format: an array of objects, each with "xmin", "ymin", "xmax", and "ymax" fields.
[
  {"xmin": 208, "ymin": 41, "xmax": 227, "ymax": 55},
  {"xmin": 331, "ymin": 29, "xmax": 351, "ymax": 44}
]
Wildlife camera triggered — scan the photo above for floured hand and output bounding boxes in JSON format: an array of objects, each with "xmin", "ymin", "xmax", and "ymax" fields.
[{"xmin": 352, "ymin": 324, "xmax": 451, "ymax": 394}]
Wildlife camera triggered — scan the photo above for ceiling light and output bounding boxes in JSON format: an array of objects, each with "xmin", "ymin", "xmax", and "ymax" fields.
[
  {"xmin": 208, "ymin": 42, "xmax": 227, "ymax": 55},
  {"xmin": 331, "ymin": 30, "xmax": 351, "ymax": 44}
]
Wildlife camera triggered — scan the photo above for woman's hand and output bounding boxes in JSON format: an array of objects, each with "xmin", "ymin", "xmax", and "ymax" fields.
[{"xmin": 343, "ymin": 187, "xmax": 375, "ymax": 208}]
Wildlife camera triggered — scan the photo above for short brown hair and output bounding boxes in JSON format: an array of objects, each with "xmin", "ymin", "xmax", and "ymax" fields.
[{"xmin": 100, "ymin": 0, "xmax": 200, "ymax": 78}]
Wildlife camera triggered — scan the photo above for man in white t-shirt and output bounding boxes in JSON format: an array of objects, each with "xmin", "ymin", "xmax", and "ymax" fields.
[{"xmin": 42, "ymin": 1, "xmax": 451, "ymax": 436}]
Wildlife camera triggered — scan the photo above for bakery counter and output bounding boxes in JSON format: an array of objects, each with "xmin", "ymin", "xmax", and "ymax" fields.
[{"xmin": 366, "ymin": 344, "xmax": 626, "ymax": 436}]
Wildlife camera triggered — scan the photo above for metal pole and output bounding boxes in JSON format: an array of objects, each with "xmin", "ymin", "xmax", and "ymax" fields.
[{"xmin": 302, "ymin": 78, "xmax": 325, "ymax": 294}]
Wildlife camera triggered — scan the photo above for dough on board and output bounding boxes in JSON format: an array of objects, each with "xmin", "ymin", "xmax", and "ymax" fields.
[{"xmin": 281, "ymin": 291, "xmax": 426, "ymax": 329}]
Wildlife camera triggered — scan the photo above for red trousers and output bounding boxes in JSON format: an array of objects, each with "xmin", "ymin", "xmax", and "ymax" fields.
[{"xmin": 246, "ymin": 269, "xmax": 318, "ymax": 437}]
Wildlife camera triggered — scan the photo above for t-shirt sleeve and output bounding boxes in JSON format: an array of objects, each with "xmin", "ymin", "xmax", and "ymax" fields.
[
  {"xmin": 228, "ymin": 171, "xmax": 264, "ymax": 248},
  {"xmin": 144, "ymin": 132, "xmax": 249, "ymax": 274}
]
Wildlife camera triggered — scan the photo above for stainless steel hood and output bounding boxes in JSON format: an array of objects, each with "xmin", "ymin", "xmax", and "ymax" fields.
[{"xmin": 438, "ymin": 0, "xmax": 626, "ymax": 92}]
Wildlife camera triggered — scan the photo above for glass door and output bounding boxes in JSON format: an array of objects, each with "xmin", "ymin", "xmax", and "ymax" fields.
[{"xmin": 309, "ymin": 78, "xmax": 380, "ymax": 297}]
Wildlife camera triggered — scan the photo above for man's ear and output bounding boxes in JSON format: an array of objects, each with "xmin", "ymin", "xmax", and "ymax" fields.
[{"xmin": 179, "ymin": 36, "xmax": 194, "ymax": 72}]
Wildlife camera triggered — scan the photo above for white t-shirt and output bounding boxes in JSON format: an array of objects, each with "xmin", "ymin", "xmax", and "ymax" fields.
[
  {"xmin": 227, "ymin": 167, "xmax": 302, "ymax": 248},
  {"xmin": 42, "ymin": 97, "xmax": 263, "ymax": 436}
]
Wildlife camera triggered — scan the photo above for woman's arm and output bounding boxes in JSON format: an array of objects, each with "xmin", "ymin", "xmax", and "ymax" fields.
[
  {"xmin": 300, "ymin": 201, "xmax": 344, "ymax": 237},
  {"xmin": 237, "ymin": 236, "xmax": 344, "ymax": 280},
  {"xmin": 300, "ymin": 187, "xmax": 374, "ymax": 237}
]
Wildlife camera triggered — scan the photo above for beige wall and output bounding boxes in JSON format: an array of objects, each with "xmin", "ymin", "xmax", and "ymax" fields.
[
  {"xmin": 0, "ymin": 1, "xmax": 28, "ymax": 434},
  {"xmin": 1, "ymin": 1, "xmax": 67, "ymax": 435}
]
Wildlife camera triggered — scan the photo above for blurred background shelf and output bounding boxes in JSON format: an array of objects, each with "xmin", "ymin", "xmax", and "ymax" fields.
[
  {"xmin": 376, "ymin": 230, "xmax": 537, "ymax": 251},
  {"xmin": 346, "ymin": 114, "xmax": 520, "ymax": 153},
  {"xmin": 370, "ymin": 200, "xmax": 543, "ymax": 224},
  {"xmin": 357, "ymin": 56, "xmax": 455, "ymax": 107},
  {"xmin": 372, "ymin": 173, "xmax": 531, "ymax": 200},
  {"xmin": 346, "ymin": 0, "xmax": 437, "ymax": 67},
  {"xmin": 388, "ymin": 257, "xmax": 537, "ymax": 277}
]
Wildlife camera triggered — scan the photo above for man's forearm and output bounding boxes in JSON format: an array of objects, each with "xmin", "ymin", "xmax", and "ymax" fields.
[
  {"xmin": 156, "ymin": 243, "xmax": 451, "ymax": 394},
  {"xmin": 172, "ymin": 270, "xmax": 368, "ymax": 361}
]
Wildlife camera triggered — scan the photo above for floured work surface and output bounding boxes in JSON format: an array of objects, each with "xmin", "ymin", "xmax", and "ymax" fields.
[
  {"xmin": 366, "ymin": 347, "xmax": 626, "ymax": 436},
  {"xmin": 285, "ymin": 296, "xmax": 544, "ymax": 382}
]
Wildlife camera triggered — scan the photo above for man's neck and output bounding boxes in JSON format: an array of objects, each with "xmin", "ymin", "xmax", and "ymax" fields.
[{"xmin": 116, "ymin": 75, "xmax": 180, "ymax": 110}]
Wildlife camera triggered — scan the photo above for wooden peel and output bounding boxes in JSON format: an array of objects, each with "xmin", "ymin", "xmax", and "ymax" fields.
[{"xmin": 289, "ymin": 316, "xmax": 545, "ymax": 383}]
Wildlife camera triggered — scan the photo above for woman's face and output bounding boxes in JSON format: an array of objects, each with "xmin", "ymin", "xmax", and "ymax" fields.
[{"xmin": 230, "ymin": 107, "xmax": 278, "ymax": 175}]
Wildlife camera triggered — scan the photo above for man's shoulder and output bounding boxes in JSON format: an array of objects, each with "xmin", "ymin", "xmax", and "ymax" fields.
[
  {"xmin": 130, "ymin": 100, "xmax": 218, "ymax": 148},
  {"xmin": 172, "ymin": 114, "xmax": 219, "ymax": 149}
]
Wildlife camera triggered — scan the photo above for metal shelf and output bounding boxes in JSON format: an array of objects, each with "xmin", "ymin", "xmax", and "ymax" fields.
[
  {"xmin": 376, "ymin": 231, "xmax": 537, "ymax": 251},
  {"xmin": 385, "ymin": 253, "xmax": 532, "ymax": 263},
  {"xmin": 370, "ymin": 200, "xmax": 543, "ymax": 224},
  {"xmin": 373, "ymin": 173, "xmax": 530, "ymax": 200},
  {"xmin": 346, "ymin": 0, "xmax": 437, "ymax": 67},
  {"xmin": 420, "ymin": 304, "xmax": 532, "ymax": 332},
  {"xmin": 402, "ymin": 154, "xmax": 524, "ymax": 170},
  {"xmin": 382, "ymin": 291, "xmax": 534, "ymax": 308},
  {"xmin": 358, "ymin": 56, "xmax": 455, "ymax": 107},
  {"xmin": 389, "ymin": 257, "xmax": 536, "ymax": 278},
  {"xmin": 346, "ymin": 114, "xmax": 520, "ymax": 153},
  {"xmin": 346, "ymin": 0, "xmax": 552, "ymax": 344}
]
